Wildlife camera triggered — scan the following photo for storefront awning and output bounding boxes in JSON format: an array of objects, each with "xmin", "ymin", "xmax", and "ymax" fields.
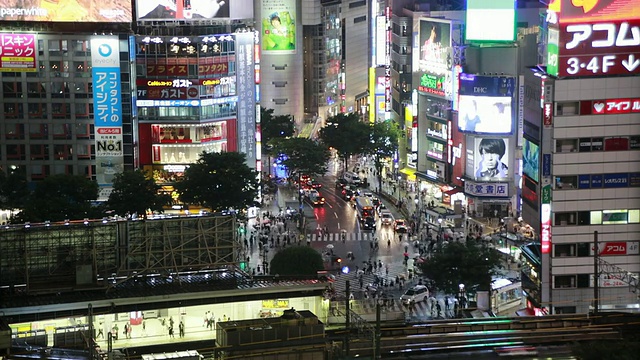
[
  {"xmin": 399, "ymin": 167, "xmax": 416, "ymax": 181},
  {"xmin": 444, "ymin": 187, "xmax": 463, "ymax": 196}
]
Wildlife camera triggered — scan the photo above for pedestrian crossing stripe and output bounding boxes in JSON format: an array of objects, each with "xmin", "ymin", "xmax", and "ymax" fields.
[{"xmin": 306, "ymin": 232, "xmax": 376, "ymax": 242}]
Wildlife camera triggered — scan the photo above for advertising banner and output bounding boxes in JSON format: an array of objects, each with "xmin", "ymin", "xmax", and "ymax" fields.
[
  {"xmin": 541, "ymin": 203, "xmax": 551, "ymax": 254},
  {"xmin": 465, "ymin": 0, "xmax": 516, "ymax": 42},
  {"xmin": 137, "ymin": 86, "xmax": 199, "ymax": 100},
  {"xmin": 375, "ymin": 16, "xmax": 386, "ymax": 66},
  {"xmin": 91, "ymin": 36, "xmax": 123, "ymax": 192},
  {"xmin": 523, "ymin": 138, "xmax": 540, "ymax": 183},
  {"xmin": 449, "ymin": 112, "xmax": 464, "ymax": 188},
  {"xmin": 588, "ymin": 98, "xmax": 640, "ymax": 114},
  {"xmin": 136, "ymin": 96, "xmax": 237, "ymax": 107},
  {"xmin": 0, "ymin": 0, "xmax": 131, "ymax": 22},
  {"xmin": 466, "ymin": 137, "xmax": 510, "ymax": 181},
  {"xmin": 542, "ymin": 153, "xmax": 551, "ymax": 177},
  {"xmin": 0, "ymin": 33, "xmax": 36, "ymax": 72},
  {"xmin": 463, "ymin": 180, "xmax": 509, "ymax": 198},
  {"xmin": 91, "ymin": 37, "xmax": 122, "ymax": 128},
  {"xmin": 235, "ymin": 32, "xmax": 256, "ymax": 168},
  {"xmin": 597, "ymin": 241, "xmax": 640, "ymax": 256},
  {"xmin": 137, "ymin": 0, "xmax": 253, "ymax": 21},
  {"xmin": 457, "ymin": 74, "xmax": 515, "ymax": 134},
  {"xmin": 522, "ymin": 175, "xmax": 538, "ymax": 207},
  {"xmin": 549, "ymin": 0, "xmax": 639, "ymax": 24},
  {"xmin": 415, "ymin": 19, "xmax": 451, "ymax": 75},
  {"xmin": 261, "ymin": 0, "xmax": 296, "ymax": 53},
  {"xmin": 417, "ymin": 71, "xmax": 451, "ymax": 98}
]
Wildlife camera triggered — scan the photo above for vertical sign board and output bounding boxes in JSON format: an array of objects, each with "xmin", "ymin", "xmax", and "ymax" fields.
[
  {"xmin": 541, "ymin": 185, "xmax": 552, "ymax": 254},
  {"xmin": 91, "ymin": 37, "xmax": 124, "ymax": 200},
  {"xmin": 375, "ymin": 16, "xmax": 386, "ymax": 66},
  {"xmin": 236, "ymin": 32, "xmax": 257, "ymax": 169},
  {"xmin": 518, "ymin": 75, "xmax": 525, "ymax": 147}
]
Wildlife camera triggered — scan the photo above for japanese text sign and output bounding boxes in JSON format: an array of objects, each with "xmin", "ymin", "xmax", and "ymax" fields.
[{"xmin": 0, "ymin": 33, "xmax": 36, "ymax": 72}]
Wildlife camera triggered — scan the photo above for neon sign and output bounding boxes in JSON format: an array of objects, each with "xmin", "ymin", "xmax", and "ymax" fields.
[
  {"xmin": 590, "ymin": 98, "xmax": 640, "ymax": 114},
  {"xmin": 418, "ymin": 73, "xmax": 446, "ymax": 96},
  {"xmin": 558, "ymin": 19, "xmax": 640, "ymax": 77},
  {"xmin": 541, "ymin": 203, "xmax": 551, "ymax": 254}
]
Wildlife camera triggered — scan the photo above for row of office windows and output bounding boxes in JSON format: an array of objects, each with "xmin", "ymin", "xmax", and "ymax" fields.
[
  {"xmin": 138, "ymin": 103, "xmax": 236, "ymax": 121},
  {"xmin": 3, "ymin": 103, "xmax": 132, "ymax": 120},
  {"xmin": 3, "ymin": 123, "xmax": 94, "ymax": 140},
  {"xmin": 554, "ymin": 209, "xmax": 640, "ymax": 226},
  {"xmin": 555, "ymin": 136, "xmax": 640, "ymax": 153}
]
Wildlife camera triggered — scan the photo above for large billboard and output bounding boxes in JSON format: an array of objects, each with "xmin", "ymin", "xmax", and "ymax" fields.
[
  {"xmin": 0, "ymin": 33, "xmax": 37, "ymax": 72},
  {"xmin": 547, "ymin": 0, "xmax": 640, "ymax": 77},
  {"xmin": 457, "ymin": 74, "xmax": 515, "ymax": 134},
  {"xmin": 415, "ymin": 19, "xmax": 451, "ymax": 75},
  {"xmin": 91, "ymin": 36, "xmax": 124, "ymax": 197},
  {"xmin": 465, "ymin": 0, "xmax": 516, "ymax": 42},
  {"xmin": 137, "ymin": 0, "xmax": 253, "ymax": 21},
  {"xmin": 0, "ymin": 0, "xmax": 131, "ymax": 22},
  {"xmin": 523, "ymin": 138, "xmax": 540, "ymax": 183},
  {"xmin": 466, "ymin": 137, "xmax": 511, "ymax": 181},
  {"xmin": 235, "ymin": 32, "xmax": 257, "ymax": 169},
  {"xmin": 261, "ymin": 0, "xmax": 296, "ymax": 53}
]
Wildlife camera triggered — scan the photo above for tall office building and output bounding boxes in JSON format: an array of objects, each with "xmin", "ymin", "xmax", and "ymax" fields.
[
  {"xmin": 523, "ymin": 0, "xmax": 640, "ymax": 314},
  {"xmin": 257, "ymin": 0, "xmax": 304, "ymax": 123}
]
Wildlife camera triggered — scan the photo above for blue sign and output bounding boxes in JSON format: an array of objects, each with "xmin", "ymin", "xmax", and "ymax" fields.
[
  {"xmin": 591, "ymin": 174, "xmax": 603, "ymax": 188},
  {"xmin": 603, "ymin": 173, "xmax": 629, "ymax": 188},
  {"xmin": 542, "ymin": 154, "xmax": 551, "ymax": 177},
  {"xmin": 458, "ymin": 74, "xmax": 516, "ymax": 97},
  {"xmin": 91, "ymin": 37, "xmax": 123, "ymax": 127},
  {"xmin": 578, "ymin": 175, "xmax": 590, "ymax": 189}
]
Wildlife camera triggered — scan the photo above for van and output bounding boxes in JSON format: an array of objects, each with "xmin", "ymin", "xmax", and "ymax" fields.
[
  {"xmin": 400, "ymin": 285, "xmax": 429, "ymax": 305},
  {"xmin": 343, "ymin": 171, "xmax": 362, "ymax": 186}
]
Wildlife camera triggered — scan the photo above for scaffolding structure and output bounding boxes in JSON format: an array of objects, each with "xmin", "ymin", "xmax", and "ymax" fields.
[{"xmin": 0, "ymin": 215, "xmax": 238, "ymax": 295}]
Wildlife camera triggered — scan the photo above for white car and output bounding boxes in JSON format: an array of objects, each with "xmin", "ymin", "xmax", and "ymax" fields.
[
  {"xmin": 380, "ymin": 211, "xmax": 394, "ymax": 226},
  {"xmin": 400, "ymin": 285, "xmax": 429, "ymax": 305}
]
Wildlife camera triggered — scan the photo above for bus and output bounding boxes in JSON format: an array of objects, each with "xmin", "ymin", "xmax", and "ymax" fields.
[{"xmin": 355, "ymin": 196, "xmax": 375, "ymax": 222}]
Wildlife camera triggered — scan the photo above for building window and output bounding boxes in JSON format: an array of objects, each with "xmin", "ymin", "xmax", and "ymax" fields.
[
  {"xmin": 30, "ymin": 144, "xmax": 49, "ymax": 160},
  {"xmin": 5, "ymin": 124, "xmax": 25, "ymax": 140},
  {"xmin": 554, "ymin": 306, "xmax": 576, "ymax": 314},
  {"xmin": 555, "ymin": 244, "xmax": 575, "ymax": 257},
  {"xmin": 354, "ymin": 15, "xmax": 366, "ymax": 24},
  {"xmin": 554, "ymin": 275, "xmax": 576, "ymax": 288},
  {"xmin": 6, "ymin": 144, "xmax": 26, "ymax": 160},
  {"xmin": 556, "ymin": 101, "xmax": 579, "ymax": 116},
  {"xmin": 555, "ymin": 175, "xmax": 577, "ymax": 189},
  {"xmin": 555, "ymin": 138, "xmax": 578, "ymax": 153},
  {"xmin": 554, "ymin": 212, "xmax": 577, "ymax": 226},
  {"xmin": 29, "ymin": 123, "xmax": 49, "ymax": 139}
]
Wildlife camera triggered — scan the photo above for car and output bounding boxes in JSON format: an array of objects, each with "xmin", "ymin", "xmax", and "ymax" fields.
[
  {"xmin": 307, "ymin": 179, "xmax": 322, "ymax": 189},
  {"xmin": 380, "ymin": 211, "xmax": 394, "ymax": 226},
  {"xmin": 342, "ymin": 188, "xmax": 355, "ymax": 201},
  {"xmin": 400, "ymin": 285, "xmax": 429, "ymax": 305},
  {"xmin": 306, "ymin": 189, "xmax": 325, "ymax": 206},
  {"xmin": 335, "ymin": 178, "xmax": 348, "ymax": 189},
  {"xmin": 394, "ymin": 219, "xmax": 408, "ymax": 233},
  {"xmin": 362, "ymin": 216, "xmax": 376, "ymax": 231},
  {"xmin": 376, "ymin": 202, "xmax": 387, "ymax": 214},
  {"xmin": 372, "ymin": 197, "xmax": 381, "ymax": 207}
]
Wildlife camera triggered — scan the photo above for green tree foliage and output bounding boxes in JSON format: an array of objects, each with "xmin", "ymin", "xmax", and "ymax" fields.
[
  {"xmin": 366, "ymin": 121, "xmax": 400, "ymax": 191},
  {"xmin": 272, "ymin": 138, "xmax": 330, "ymax": 179},
  {"xmin": 107, "ymin": 170, "xmax": 171, "ymax": 218},
  {"xmin": 418, "ymin": 239, "xmax": 503, "ymax": 294},
  {"xmin": 270, "ymin": 246, "xmax": 324, "ymax": 276},
  {"xmin": 0, "ymin": 169, "xmax": 30, "ymax": 210},
  {"xmin": 18, "ymin": 174, "xmax": 99, "ymax": 223},
  {"xmin": 319, "ymin": 113, "xmax": 370, "ymax": 172},
  {"xmin": 175, "ymin": 152, "xmax": 259, "ymax": 212},
  {"xmin": 260, "ymin": 107, "xmax": 295, "ymax": 151}
]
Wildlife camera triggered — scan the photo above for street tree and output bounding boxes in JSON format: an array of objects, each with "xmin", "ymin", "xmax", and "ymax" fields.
[
  {"xmin": 107, "ymin": 169, "xmax": 171, "ymax": 218},
  {"xmin": 18, "ymin": 174, "xmax": 99, "ymax": 223},
  {"xmin": 0, "ymin": 169, "xmax": 30, "ymax": 211},
  {"xmin": 270, "ymin": 246, "xmax": 324, "ymax": 276},
  {"xmin": 366, "ymin": 121, "xmax": 400, "ymax": 192},
  {"xmin": 271, "ymin": 137, "xmax": 330, "ymax": 224},
  {"xmin": 418, "ymin": 239, "xmax": 503, "ymax": 295},
  {"xmin": 260, "ymin": 107, "xmax": 295, "ymax": 148},
  {"xmin": 318, "ymin": 113, "xmax": 370, "ymax": 173},
  {"xmin": 174, "ymin": 152, "xmax": 259, "ymax": 212}
]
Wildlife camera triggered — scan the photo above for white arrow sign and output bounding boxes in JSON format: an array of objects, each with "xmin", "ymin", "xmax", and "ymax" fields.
[{"xmin": 622, "ymin": 54, "xmax": 640, "ymax": 72}]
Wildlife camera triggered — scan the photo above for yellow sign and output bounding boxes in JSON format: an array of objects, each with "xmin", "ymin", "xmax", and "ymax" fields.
[{"xmin": 262, "ymin": 299, "xmax": 290, "ymax": 309}]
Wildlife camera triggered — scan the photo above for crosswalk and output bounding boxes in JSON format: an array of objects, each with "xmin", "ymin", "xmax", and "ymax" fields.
[
  {"xmin": 307, "ymin": 232, "xmax": 376, "ymax": 242},
  {"xmin": 307, "ymin": 232, "xmax": 411, "ymax": 242},
  {"xmin": 333, "ymin": 298, "xmax": 457, "ymax": 319}
]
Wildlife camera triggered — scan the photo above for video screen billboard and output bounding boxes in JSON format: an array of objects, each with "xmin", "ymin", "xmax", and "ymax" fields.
[
  {"xmin": 465, "ymin": 0, "xmax": 516, "ymax": 42},
  {"xmin": 548, "ymin": 0, "xmax": 639, "ymax": 24},
  {"xmin": 0, "ymin": 0, "xmax": 131, "ymax": 22},
  {"xmin": 466, "ymin": 137, "xmax": 510, "ymax": 181},
  {"xmin": 261, "ymin": 0, "xmax": 296, "ymax": 53},
  {"xmin": 415, "ymin": 19, "xmax": 451, "ymax": 75},
  {"xmin": 523, "ymin": 138, "xmax": 540, "ymax": 183},
  {"xmin": 137, "ymin": 0, "xmax": 253, "ymax": 21},
  {"xmin": 457, "ymin": 74, "xmax": 515, "ymax": 134}
]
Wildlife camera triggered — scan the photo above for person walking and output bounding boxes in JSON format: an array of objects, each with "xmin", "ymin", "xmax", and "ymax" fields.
[
  {"xmin": 126, "ymin": 322, "xmax": 132, "ymax": 339},
  {"xmin": 179, "ymin": 321, "xmax": 185, "ymax": 338},
  {"xmin": 168, "ymin": 325, "xmax": 175, "ymax": 338}
]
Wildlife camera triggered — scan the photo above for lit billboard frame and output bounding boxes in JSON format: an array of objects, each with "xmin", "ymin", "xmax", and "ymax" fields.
[
  {"xmin": 0, "ymin": 33, "xmax": 37, "ymax": 72},
  {"xmin": 465, "ymin": 0, "xmax": 516, "ymax": 42},
  {"xmin": 466, "ymin": 137, "xmax": 511, "ymax": 181},
  {"xmin": 457, "ymin": 74, "xmax": 515, "ymax": 135},
  {"xmin": 1, "ymin": 0, "xmax": 131, "ymax": 22},
  {"xmin": 260, "ymin": 0, "xmax": 296, "ymax": 53},
  {"xmin": 137, "ymin": 0, "xmax": 253, "ymax": 21},
  {"xmin": 414, "ymin": 18, "xmax": 452, "ymax": 75}
]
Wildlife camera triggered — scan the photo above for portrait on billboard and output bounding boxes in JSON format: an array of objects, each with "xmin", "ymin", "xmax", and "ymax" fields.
[
  {"xmin": 417, "ymin": 19, "xmax": 451, "ymax": 73},
  {"xmin": 261, "ymin": 0, "xmax": 296, "ymax": 52},
  {"xmin": 0, "ymin": 0, "xmax": 132, "ymax": 22},
  {"xmin": 473, "ymin": 137, "xmax": 510, "ymax": 180},
  {"xmin": 137, "ymin": 0, "xmax": 230, "ymax": 20},
  {"xmin": 458, "ymin": 95, "xmax": 512, "ymax": 134},
  {"xmin": 523, "ymin": 138, "xmax": 540, "ymax": 183}
]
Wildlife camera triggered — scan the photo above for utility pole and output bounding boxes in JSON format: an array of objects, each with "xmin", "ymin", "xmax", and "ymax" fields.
[
  {"xmin": 345, "ymin": 280, "xmax": 350, "ymax": 356},
  {"xmin": 593, "ymin": 231, "xmax": 599, "ymax": 315},
  {"xmin": 374, "ymin": 302, "xmax": 381, "ymax": 359}
]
